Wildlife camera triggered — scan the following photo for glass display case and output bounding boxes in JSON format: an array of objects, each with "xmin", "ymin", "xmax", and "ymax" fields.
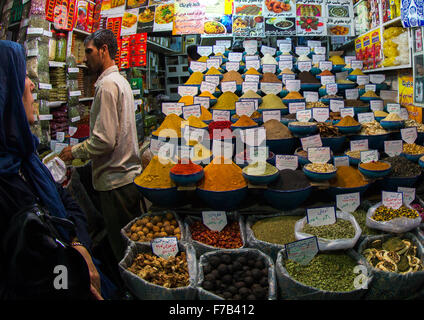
[{"xmin": 413, "ymin": 26, "xmax": 424, "ymax": 106}]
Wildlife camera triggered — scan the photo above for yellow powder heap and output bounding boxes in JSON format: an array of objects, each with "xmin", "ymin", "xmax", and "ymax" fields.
[
  {"xmin": 134, "ymin": 156, "xmax": 176, "ymax": 189},
  {"xmin": 279, "ymin": 68, "xmax": 294, "ymax": 75},
  {"xmin": 181, "ymin": 115, "xmax": 208, "ymax": 129},
  {"xmin": 374, "ymin": 110, "xmax": 388, "ymax": 117},
  {"xmin": 179, "ymin": 95, "xmax": 194, "ymax": 106},
  {"xmin": 259, "ymin": 94, "xmax": 287, "ymax": 109},
  {"xmin": 284, "ymin": 91, "xmax": 304, "ymax": 100},
  {"xmin": 383, "ymin": 113, "xmax": 403, "ymax": 121},
  {"xmin": 222, "ymin": 70, "xmax": 244, "ymax": 85},
  {"xmin": 329, "ymin": 55, "xmax": 345, "ymax": 65},
  {"xmin": 350, "ymin": 68, "xmax": 365, "ymax": 76},
  {"xmin": 205, "ymin": 66, "xmax": 221, "ymax": 75},
  {"xmin": 199, "ymin": 156, "xmax": 247, "ymax": 192},
  {"xmin": 233, "ymin": 115, "xmax": 258, "ymax": 127},
  {"xmin": 197, "ymin": 56, "xmax": 209, "ymax": 62},
  {"xmin": 245, "ymin": 67, "xmax": 262, "ymax": 75},
  {"xmin": 199, "ymin": 106, "xmax": 212, "ymax": 121},
  {"xmin": 212, "ymin": 91, "xmax": 239, "ymax": 110},
  {"xmin": 152, "ymin": 113, "xmax": 184, "ymax": 138},
  {"xmin": 198, "ymin": 91, "xmax": 216, "ymax": 99},
  {"xmin": 362, "ymin": 90, "xmax": 379, "ymax": 98},
  {"xmin": 185, "ymin": 71, "xmax": 204, "ymax": 85},
  {"xmin": 240, "ymin": 90, "xmax": 261, "ymax": 99}
]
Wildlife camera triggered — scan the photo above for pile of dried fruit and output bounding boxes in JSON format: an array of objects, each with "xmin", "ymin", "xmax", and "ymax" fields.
[{"xmin": 126, "ymin": 212, "xmax": 181, "ymax": 242}]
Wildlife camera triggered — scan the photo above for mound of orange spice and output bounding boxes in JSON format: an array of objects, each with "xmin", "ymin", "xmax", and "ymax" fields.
[
  {"xmin": 190, "ymin": 220, "xmax": 243, "ymax": 249},
  {"xmin": 170, "ymin": 160, "xmax": 203, "ymax": 175}
]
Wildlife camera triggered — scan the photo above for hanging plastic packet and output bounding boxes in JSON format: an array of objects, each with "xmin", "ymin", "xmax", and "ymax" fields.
[{"xmin": 42, "ymin": 152, "xmax": 67, "ymax": 184}]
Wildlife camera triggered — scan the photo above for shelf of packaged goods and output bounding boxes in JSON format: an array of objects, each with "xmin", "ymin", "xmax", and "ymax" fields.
[
  {"xmin": 362, "ymin": 64, "xmax": 412, "ymax": 73},
  {"xmin": 382, "ymin": 16, "xmax": 402, "ymax": 28},
  {"xmin": 147, "ymin": 40, "xmax": 179, "ymax": 55},
  {"xmin": 79, "ymin": 97, "xmax": 94, "ymax": 102},
  {"xmin": 73, "ymin": 28, "xmax": 91, "ymax": 36}
]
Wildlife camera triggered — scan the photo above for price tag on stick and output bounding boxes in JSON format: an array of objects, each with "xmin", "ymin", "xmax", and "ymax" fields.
[
  {"xmin": 202, "ymin": 211, "xmax": 227, "ymax": 232},
  {"xmin": 382, "ymin": 191, "xmax": 403, "ymax": 210},
  {"xmin": 401, "ymin": 127, "xmax": 418, "ymax": 144},
  {"xmin": 151, "ymin": 237, "xmax": 179, "ymax": 259},
  {"xmin": 285, "ymin": 237, "xmax": 319, "ymax": 266},
  {"xmin": 306, "ymin": 206, "xmax": 337, "ymax": 227},
  {"xmin": 398, "ymin": 187, "xmax": 415, "ymax": 205},
  {"xmin": 337, "ymin": 192, "xmax": 360, "ymax": 213}
]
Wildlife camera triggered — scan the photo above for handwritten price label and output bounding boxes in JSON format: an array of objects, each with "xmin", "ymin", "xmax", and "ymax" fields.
[
  {"xmin": 326, "ymin": 83, "xmax": 338, "ymax": 96},
  {"xmin": 162, "ymin": 102, "xmax": 184, "ymax": 116},
  {"xmin": 190, "ymin": 61, "xmax": 207, "ymax": 73},
  {"xmin": 178, "ymin": 85, "xmax": 198, "ymax": 97},
  {"xmin": 337, "ymin": 192, "xmax": 360, "ymax": 213},
  {"xmin": 286, "ymin": 79, "xmax": 301, "ymax": 92},
  {"xmin": 261, "ymin": 45, "xmax": 276, "ymax": 56},
  {"xmin": 360, "ymin": 149, "xmax": 379, "ymax": 163},
  {"xmin": 202, "ymin": 211, "xmax": 228, "ymax": 232},
  {"xmin": 350, "ymin": 139, "xmax": 369, "ymax": 152},
  {"xmin": 262, "ymin": 64, "xmax": 277, "ymax": 74},
  {"xmin": 301, "ymin": 134, "xmax": 322, "ymax": 150},
  {"xmin": 330, "ymin": 99, "xmax": 344, "ymax": 112},
  {"xmin": 358, "ymin": 112, "xmax": 375, "ymax": 123},
  {"xmin": 307, "ymin": 146, "xmax": 331, "ymax": 164},
  {"xmin": 384, "ymin": 140, "xmax": 403, "ymax": 157},
  {"xmin": 246, "ymin": 59, "xmax": 260, "ymax": 70},
  {"xmin": 205, "ymin": 75, "xmax": 220, "ymax": 86},
  {"xmin": 334, "ymin": 156, "xmax": 349, "ymax": 167},
  {"xmin": 200, "ymin": 81, "xmax": 217, "ymax": 94},
  {"xmin": 151, "ymin": 237, "xmax": 179, "ymax": 259},
  {"xmin": 228, "ymin": 52, "xmax": 243, "ymax": 62},
  {"xmin": 242, "ymin": 81, "xmax": 259, "ymax": 93},
  {"xmin": 340, "ymin": 107, "xmax": 355, "ymax": 118},
  {"xmin": 261, "ymin": 82, "xmax": 282, "ymax": 95},
  {"xmin": 197, "ymin": 46, "xmax": 212, "ymax": 57},
  {"xmin": 207, "ymin": 59, "xmax": 220, "ymax": 70},
  {"xmin": 279, "ymin": 60, "xmax": 293, "ymax": 70},
  {"xmin": 225, "ymin": 62, "xmax": 240, "ymax": 72},
  {"xmin": 298, "ymin": 61, "xmax": 312, "ymax": 72},
  {"xmin": 182, "ymin": 104, "xmax": 201, "ymax": 119},
  {"xmin": 312, "ymin": 107, "xmax": 329, "ymax": 122},
  {"xmin": 285, "ymin": 237, "xmax": 319, "ymax": 266},
  {"xmin": 398, "ymin": 187, "xmax": 415, "ymax": 205},
  {"xmin": 275, "ymin": 155, "xmax": 298, "ymax": 170},
  {"xmin": 401, "ymin": 127, "xmax": 417, "ymax": 144},
  {"xmin": 221, "ymin": 81, "xmax": 237, "ymax": 93},
  {"xmin": 193, "ymin": 97, "xmax": 210, "ymax": 109},
  {"xmin": 370, "ymin": 100, "xmax": 384, "ymax": 111},
  {"xmin": 236, "ymin": 101, "xmax": 255, "ymax": 117},
  {"xmin": 304, "ymin": 91, "xmax": 319, "ymax": 102},
  {"xmin": 319, "ymin": 61, "xmax": 333, "ymax": 71},
  {"xmin": 382, "ymin": 191, "xmax": 403, "ymax": 210},
  {"xmin": 345, "ymin": 89, "xmax": 359, "ymax": 100},
  {"xmin": 357, "ymin": 75, "xmax": 370, "ymax": 86},
  {"xmin": 262, "ymin": 110, "xmax": 281, "ymax": 122},
  {"xmin": 307, "ymin": 206, "xmax": 337, "ymax": 227},
  {"xmin": 212, "ymin": 110, "xmax": 230, "ymax": 121},
  {"xmin": 296, "ymin": 109, "xmax": 311, "ymax": 121}
]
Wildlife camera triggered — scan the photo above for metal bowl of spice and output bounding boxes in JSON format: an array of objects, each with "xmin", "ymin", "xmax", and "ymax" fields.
[
  {"xmin": 303, "ymin": 163, "xmax": 337, "ymax": 181},
  {"xmin": 358, "ymin": 161, "xmax": 392, "ymax": 179}
]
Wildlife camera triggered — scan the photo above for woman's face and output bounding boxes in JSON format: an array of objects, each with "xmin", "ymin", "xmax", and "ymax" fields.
[{"xmin": 22, "ymin": 76, "xmax": 35, "ymax": 125}]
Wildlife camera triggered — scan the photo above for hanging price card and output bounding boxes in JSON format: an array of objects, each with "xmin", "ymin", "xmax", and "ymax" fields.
[
  {"xmin": 182, "ymin": 104, "xmax": 201, "ymax": 119},
  {"xmin": 298, "ymin": 61, "xmax": 312, "ymax": 72},
  {"xmin": 245, "ymin": 74, "xmax": 260, "ymax": 83},
  {"xmin": 340, "ymin": 107, "xmax": 355, "ymax": 118},
  {"xmin": 202, "ymin": 211, "xmax": 227, "ymax": 232},
  {"xmin": 54, "ymin": 142, "xmax": 69, "ymax": 154},
  {"xmin": 207, "ymin": 59, "xmax": 220, "ymax": 70},
  {"xmin": 205, "ymin": 75, "xmax": 220, "ymax": 86},
  {"xmin": 262, "ymin": 110, "xmax": 281, "ymax": 122},
  {"xmin": 261, "ymin": 45, "xmax": 276, "ymax": 56},
  {"xmin": 370, "ymin": 100, "xmax": 384, "ymax": 111},
  {"xmin": 190, "ymin": 61, "xmax": 207, "ymax": 73},
  {"xmin": 216, "ymin": 40, "xmax": 231, "ymax": 48},
  {"xmin": 304, "ymin": 91, "xmax": 319, "ymax": 103},
  {"xmin": 228, "ymin": 52, "xmax": 243, "ymax": 62},
  {"xmin": 279, "ymin": 60, "xmax": 293, "ymax": 71},
  {"xmin": 197, "ymin": 46, "xmax": 212, "ymax": 57},
  {"xmin": 221, "ymin": 81, "xmax": 237, "ymax": 93},
  {"xmin": 334, "ymin": 156, "xmax": 350, "ymax": 167},
  {"xmin": 295, "ymin": 47, "xmax": 310, "ymax": 56},
  {"xmin": 282, "ymin": 74, "xmax": 296, "ymax": 84},
  {"xmin": 68, "ymin": 67, "xmax": 79, "ymax": 73},
  {"xmin": 295, "ymin": 109, "xmax": 311, "ymax": 122},
  {"xmin": 312, "ymin": 108, "xmax": 329, "ymax": 122},
  {"xmin": 370, "ymin": 74, "xmax": 386, "ymax": 84},
  {"xmin": 225, "ymin": 62, "xmax": 240, "ymax": 72},
  {"xmin": 236, "ymin": 101, "xmax": 255, "ymax": 117},
  {"xmin": 398, "ymin": 187, "xmax": 415, "ymax": 205},
  {"xmin": 162, "ymin": 102, "xmax": 183, "ymax": 116},
  {"xmin": 321, "ymin": 75, "xmax": 336, "ymax": 85},
  {"xmin": 150, "ymin": 140, "xmax": 175, "ymax": 157},
  {"xmin": 290, "ymin": 102, "xmax": 306, "ymax": 114},
  {"xmin": 386, "ymin": 103, "xmax": 401, "ymax": 114},
  {"xmin": 381, "ymin": 90, "xmax": 398, "ymax": 102},
  {"xmin": 360, "ymin": 149, "xmax": 379, "ymax": 163},
  {"xmin": 245, "ymin": 55, "xmax": 259, "ymax": 61},
  {"xmin": 319, "ymin": 61, "xmax": 333, "ymax": 71},
  {"xmin": 70, "ymin": 138, "xmax": 79, "ymax": 146},
  {"xmin": 262, "ymin": 64, "xmax": 277, "ymax": 74},
  {"xmin": 244, "ymin": 46, "xmax": 257, "ymax": 55},
  {"xmin": 151, "ymin": 237, "xmax": 178, "ymax": 259},
  {"xmin": 39, "ymin": 83, "xmax": 52, "ymax": 90},
  {"xmin": 358, "ymin": 112, "xmax": 375, "ymax": 123},
  {"xmin": 337, "ymin": 192, "xmax": 360, "ymax": 213},
  {"xmin": 307, "ymin": 146, "xmax": 331, "ymax": 163},
  {"xmin": 384, "ymin": 140, "xmax": 403, "ymax": 157},
  {"xmin": 326, "ymin": 83, "xmax": 338, "ymax": 95},
  {"xmin": 301, "ymin": 134, "xmax": 322, "ymax": 150},
  {"xmin": 178, "ymin": 85, "xmax": 198, "ymax": 96},
  {"xmin": 351, "ymin": 60, "xmax": 364, "ymax": 70},
  {"xmin": 200, "ymin": 81, "xmax": 217, "ymax": 94},
  {"xmin": 285, "ymin": 237, "xmax": 319, "ymax": 265},
  {"xmin": 242, "ymin": 81, "xmax": 259, "ymax": 93},
  {"xmin": 336, "ymin": 71, "xmax": 349, "ymax": 81},
  {"xmin": 56, "ymin": 132, "xmax": 65, "ymax": 143},
  {"xmin": 279, "ymin": 43, "xmax": 292, "ymax": 53},
  {"xmin": 69, "ymin": 126, "xmax": 78, "ymax": 136},
  {"xmin": 365, "ymin": 84, "xmax": 377, "ymax": 92},
  {"xmin": 307, "ymin": 40, "xmax": 321, "ymax": 48},
  {"xmin": 243, "ymin": 40, "xmax": 258, "ymax": 48},
  {"xmin": 261, "ymin": 82, "xmax": 283, "ymax": 95},
  {"xmin": 246, "ymin": 59, "xmax": 260, "ymax": 70},
  {"xmin": 239, "ymin": 98, "xmax": 259, "ymax": 109},
  {"xmin": 400, "ymin": 108, "xmax": 409, "ymax": 120},
  {"xmin": 39, "ymin": 114, "xmax": 53, "ymax": 121},
  {"xmin": 279, "ymin": 54, "xmax": 293, "ymax": 61},
  {"xmin": 312, "ymin": 54, "xmax": 326, "ymax": 64},
  {"xmin": 345, "ymin": 89, "xmax": 359, "ymax": 100},
  {"xmin": 212, "ymin": 110, "xmax": 230, "ymax": 121},
  {"xmin": 193, "ymin": 97, "xmax": 210, "ymax": 109},
  {"xmin": 357, "ymin": 75, "xmax": 370, "ymax": 86},
  {"xmin": 306, "ymin": 206, "xmax": 337, "ymax": 227},
  {"xmin": 350, "ymin": 139, "xmax": 369, "ymax": 151},
  {"xmin": 275, "ymin": 155, "xmax": 298, "ymax": 170},
  {"xmin": 401, "ymin": 127, "xmax": 417, "ymax": 144},
  {"xmin": 213, "ymin": 45, "xmax": 226, "ymax": 55},
  {"xmin": 314, "ymin": 46, "xmax": 326, "ymax": 55},
  {"xmin": 330, "ymin": 99, "xmax": 344, "ymax": 112},
  {"xmin": 344, "ymin": 56, "xmax": 356, "ymax": 66},
  {"xmin": 382, "ymin": 191, "xmax": 403, "ymax": 210},
  {"xmin": 286, "ymin": 79, "xmax": 301, "ymax": 92}
]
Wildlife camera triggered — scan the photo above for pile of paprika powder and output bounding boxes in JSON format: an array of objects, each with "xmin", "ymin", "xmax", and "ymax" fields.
[
  {"xmin": 190, "ymin": 220, "xmax": 243, "ymax": 249},
  {"xmin": 170, "ymin": 160, "xmax": 203, "ymax": 175}
]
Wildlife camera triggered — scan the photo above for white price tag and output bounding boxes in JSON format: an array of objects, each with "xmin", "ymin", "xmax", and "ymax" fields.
[
  {"xmin": 221, "ymin": 81, "xmax": 237, "ymax": 93},
  {"xmin": 357, "ymin": 75, "xmax": 370, "ymax": 85},
  {"xmin": 301, "ymin": 134, "xmax": 322, "ymax": 150},
  {"xmin": 213, "ymin": 45, "xmax": 226, "ymax": 55},
  {"xmin": 282, "ymin": 74, "xmax": 296, "ymax": 84},
  {"xmin": 307, "ymin": 146, "xmax": 331, "ymax": 164},
  {"xmin": 69, "ymin": 90, "xmax": 82, "ymax": 97},
  {"xmin": 360, "ymin": 150, "xmax": 379, "ymax": 163},
  {"xmin": 312, "ymin": 108, "xmax": 329, "ymax": 122},
  {"xmin": 370, "ymin": 100, "xmax": 384, "ymax": 111},
  {"xmin": 286, "ymin": 80, "xmax": 301, "ymax": 92},
  {"xmin": 242, "ymin": 81, "xmax": 258, "ymax": 93},
  {"xmin": 312, "ymin": 54, "xmax": 326, "ymax": 64},
  {"xmin": 350, "ymin": 139, "xmax": 369, "ymax": 152},
  {"xmin": 304, "ymin": 91, "xmax": 319, "ymax": 103},
  {"xmin": 306, "ymin": 206, "xmax": 337, "ymax": 227},
  {"xmin": 225, "ymin": 62, "xmax": 240, "ymax": 72},
  {"xmin": 279, "ymin": 60, "xmax": 293, "ymax": 71},
  {"xmin": 200, "ymin": 81, "xmax": 217, "ymax": 94},
  {"xmin": 132, "ymin": 89, "xmax": 141, "ymax": 95},
  {"xmin": 216, "ymin": 40, "xmax": 231, "ymax": 48},
  {"xmin": 194, "ymin": 97, "xmax": 210, "ymax": 109},
  {"xmin": 345, "ymin": 89, "xmax": 359, "ymax": 100},
  {"xmin": 235, "ymin": 101, "xmax": 255, "ymax": 117},
  {"xmin": 27, "ymin": 49, "xmax": 38, "ymax": 57},
  {"xmin": 190, "ymin": 61, "xmax": 207, "ymax": 73},
  {"xmin": 298, "ymin": 61, "xmax": 312, "ymax": 72},
  {"xmin": 382, "ymin": 191, "xmax": 403, "ymax": 210},
  {"xmin": 212, "ymin": 110, "xmax": 230, "ymax": 121},
  {"xmin": 39, "ymin": 114, "xmax": 53, "ymax": 121},
  {"xmin": 365, "ymin": 84, "xmax": 377, "ymax": 92},
  {"xmin": 295, "ymin": 47, "xmax": 310, "ymax": 56},
  {"xmin": 334, "ymin": 155, "xmax": 350, "ymax": 167},
  {"xmin": 182, "ymin": 104, "xmax": 201, "ymax": 119},
  {"xmin": 205, "ymin": 75, "xmax": 220, "ymax": 86},
  {"xmin": 308, "ymin": 40, "xmax": 321, "ymax": 48},
  {"xmin": 207, "ymin": 59, "xmax": 220, "ymax": 70},
  {"xmin": 337, "ymin": 193, "xmax": 360, "ymax": 213},
  {"xmin": 228, "ymin": 52, "xmax": 243, "ymax": 62},
  {"xmin": 351, "ymin": 60, "xmax": 364, "ymax": 70},
  {"xmin": 398, "ymin": 187, "xmax": 415, "ymax": 205},
  {"xmin": 56, "ymin": 132, "xmax": 65, "ymax": 142},
  {"xmin": 70, "ymin": 138, "xmax": 79, "ymax": 146},
  {"xmin": 262, "ymin": 64, "xmax": 277, "ymax": 74},
  {"xmin": 401, "ymin": 127, "xmax": 418, "ymax": 144},
  {"xmin": 321, "ymin": 75, "xmax": 336, "ymax": 85},
  {"xmin": 319, "ymin": 61, "xmax": 333, "ymax": 71},
  {"xmin": 69, "ymin": 126, "xmax": 78, "ymax": 136},
  {"xmin": 290, "ymin": 102, "xmax": 306, "ymax": 114},
  {"xmin": 386, "ymin": 103, "xmax": 401, "ymax": 114},
  {"xmin": 262, "ymin": 110, "xmax": 281, "ymax": 122},
  {"xmin": 178, "ymin": 85, "xmax": 198, "ymax": 97},
  {"xmin": 261, "ymin": 46, "xmax": 276, "ymax": 56},
  {"xmin": 261, "ymin": 82, "xmax": 282, "ymax": 95},
  {"xmin": 245, "ymin": 74, "xmax": 260, "ymax": 83},
  {"xmin": 246, "ymin": 59, "xmax": 260, "ymax": 70},
  {"xmin": 162, "ymin": 102, "xmax": 184, "ymax": 116},
  {"xmin": 71, "ymin": 116, "xmax": 81, "ymax": 123},
  {"xmin": 202, "ymin": 211, "xmax": 227, "ymax": 232},
  {"xmin": 39, "ymin": 83, "xmax": 52, "ymax": 90},
  {"xmin": 279, "ymin": 43, "xmax": 292, "ymax": 53},
  {"xmin": 197, "ymin": 46, "xmax": 213, "ymax": 57},
  {"xmin": 314, "ymin": 46, "xmax": 326, "ymax": 55},
  {"xmin": 370, "ymin": 74, "xmax": 386, "ymax": 84},
  {"xmin": 330, "ymin": 99, "xmax": 344, "ymax": 112},
  {"xmin": 326, "ymin": 83, "xmax": 338, "ymax": 95},
  {"xmin": 358, "ymin": 112, "xmax": 375, "ymax": 123},
  {"xmin": 27, "ymin": 27, "xmax": 44, "ymax": 35},
  {"xmin": 340, "ymin": 107, "xmax": 355, "ymax": 118},
  {"xmin": 400, "ymin": 108, "xmax": 409, "ymax": 120},
  {"xmin": 285, "ymin": 237, "xmax": 319, "ymax": 266},
  {"xmin": 275, "ymin": 155, "xmax": 298, "ymax": 170},
  {"xmin": 151, "ymin": 237, "xmax": 179, "ymax": 259},
  {"xmin": 296, "ymin": 109, "xmax": 312, "ymax": 122},
  {"xmin": 384, "ymin": 140, "xmax": 403, "ymax": 157},
  {"xmin": 54, "ymin": 142, "xmax": 69, "ymax": 154},
  {"xmin": 68, "ymin": 67, "xmax": 79, "ymax": 73}
]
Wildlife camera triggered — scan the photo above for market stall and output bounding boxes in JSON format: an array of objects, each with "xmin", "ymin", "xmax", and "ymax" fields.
[{"xmin": 2, "ymin": 0, "xmax": 424, "ymax": 301}]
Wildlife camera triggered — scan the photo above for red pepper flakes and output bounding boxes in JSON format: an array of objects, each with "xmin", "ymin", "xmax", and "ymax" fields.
[{"xmin": 190, "ymin": 220, "xmax": 243, "ymax": 249}]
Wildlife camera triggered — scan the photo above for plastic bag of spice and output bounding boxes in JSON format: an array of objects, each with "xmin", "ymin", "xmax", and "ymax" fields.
[
  {"xmin": 357, "ymin": 233, "xmax": 424, "ymax": 300},
  {"xmin": 275, "ymin": 249, "xmax": 372, "ymax": 300},
  {"xmin": 119, "ymin": 241, "xmax": 198, "ymax": 300},
  {"xmin": 294, "ymin": 211, "xmax": 362, "ymax": 251},
  {"xmin": 366, "ymin": 202, "xmax": 422, "ymax": 234},
  {"xmin": 245, "ymin": 213, "xmax": 305, "ymax": 262},
  {"xmin": 184, "ymin": 212, "xmax": 247, "ymax": 259},
  {"xmin": 197, "ymin": 248, "xmax": 277, "ymax": 300},
  {"xmin": 121, "ymin": 210, "xmax": 186, "ymax": 245}
]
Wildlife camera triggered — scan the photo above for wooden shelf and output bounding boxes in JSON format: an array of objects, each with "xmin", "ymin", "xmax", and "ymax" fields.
[{"xmin": 363, "ymin": 64, "xmax": 412, "ymax": 73}]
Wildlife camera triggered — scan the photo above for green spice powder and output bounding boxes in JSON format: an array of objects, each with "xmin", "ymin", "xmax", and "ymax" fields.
[
  {"xmin": 251, "ymin": 216, "xmax": 299, "ymax": 245},
  {"xmin": 284, "ymin": 253, "xmax": 357, "ymax": 292},
  {"xmin": 302, "ymin": 219, "xmax": 356, "ymax": 239}
]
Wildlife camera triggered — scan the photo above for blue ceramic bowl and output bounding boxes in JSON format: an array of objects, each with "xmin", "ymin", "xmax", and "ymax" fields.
[
  {"xmin": 279, "ymin": 90, "xmax": 289, "ymax": 98},
  {"xmin": 288, "ymin": 122, "xmax": 318, "ymax": 136},
  {"xmin": 346, "ymin": 154, "xmax": 360, "ymax": 166},
  {"xmin": 231, "ymin": 124, "xmax": 258, "ymax": 131},
  {"xmin": 401, "ymin": 152, "xmax": 424, "ymax": 163},
  {"xmin": 213, "ymin": 90, "xmax": 222, "ymax": 98},
  {"xmin": 381, "ymin": 174, "xmax": 421, "ymax": 191},
  {"xmin": 358, "ymin": 88, "xmax": 366, "ymax": 96},
  {"xmin": 188, "ymin": 68, "xmax": 205, "ymax": 74},
  {"xmin": 134, "ymin": 183, "xmax": 182, "ymax": 208},
  {"xmin": 375, "ymin": 116, "xmax": 385, "ymax": 122},
  {"xmin": 347, "ymin": 75, "xmax": 358, "ymax": 82},
  {"xmin": 320, "ymin": 97, "xmax": 343, "ymax": 105},
  {"xmin": 170, "ymin": 170, "xmax": 204, "ymax": 186},
  {"xmin": 342, "ymin": 67, "xmax": 353, "ymax": 74},
  {"xmin": 326, "ymin": 183, "xmax": 371, "ymax": 200},
  {"xmin": 283, "ymin": 98, "xmax": 306, "ymax": 105},
  {"xmin": 196, "ymin": 187, "xmax": 248, "ymax": 211},
  {"xmin": 310, "ymin": 67, "xmax": 321, "ymax": 76},
  {"xmin": 380, "ymin": 120, "xmax": 404, "ymax": 130},
  {"xmin": 416, "ymin": 132, "xmax": 424, "ymax": 145},
  {"xmin": 335, "ymin": 124, "xmax": 362, "ymax": 134},
  {"xmin": 376, "ymin": 83, "xmax": 389, "ymax": 91},
  {"xmin": 234, "ymin": 151, "xmax": 276, "ymax": 168},
  {"xmin": 337, "ymin": 83, "xmax": 357, "ymax": 90},
  {"xmin": 242, "ymin": 169, "xmax": 279, "ymax": 185},
  {"xmin": 318, "ymin": 88, "xmax": 328, "ymax": 97},
  {"xmin": 419, "ymin": 156, "xmax": 424, "ymax": 168},
  {"xmin": 300, "ymin": 83, "xmax": 321, "ymax": 91},
  {"xmin": 251, "ymin": 117, "xmax": 263, "ymax": 126},
  {"xmin": 303, "ymin": 166, "xmax": 337, "ymax": 181},
  {"xmin": 358, "ymin": 162, "xmax": 392, "ymax": 179},
  {"xmin": 321, "ymin": 135, "xmax": 347, "ymax": 154},
  {"xmin": 351, "ymin": 133, "xmax": 390, "ymax": 151},
  {"xmin": 332, "ymin": 64, "xmax": 345, "ymax": 72},
  {"xmin": 281, "ymin": 117, "xmax": 296, "ymax": 126},
  {"xmin": 266, "ymin": 137, "xmax": 297, "ymax": 155},
  {"xmin": 360, "ymin": 96, "xmax": 381, "ymax": 102},
  {"xmin": 203, "ymin": 119, "xmax": 213, "ymax": 125},
  {"xmin": 353, "ymin": 106, "xmax": 371, "ymax": 115},
  {"xmin": 264, "ymin": 186, "xmax": 312, "ymax": 211}
]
